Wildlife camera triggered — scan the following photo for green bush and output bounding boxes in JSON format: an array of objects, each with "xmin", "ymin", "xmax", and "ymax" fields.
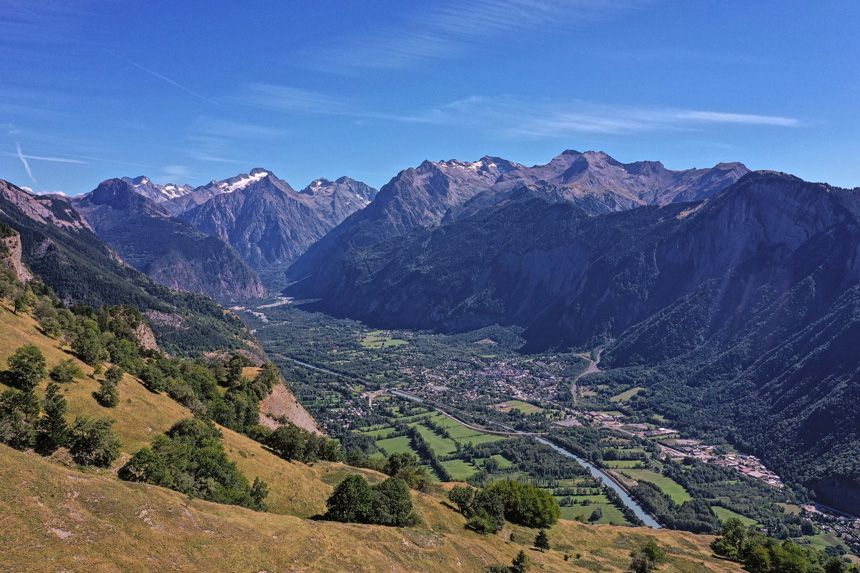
[
  {"xmin": 69, "ymin": 416, "xmax": 121, "ymax": 467},
  {"xmin": 6, "ymin": 344, "xmax": 46, "ymax": 391}
]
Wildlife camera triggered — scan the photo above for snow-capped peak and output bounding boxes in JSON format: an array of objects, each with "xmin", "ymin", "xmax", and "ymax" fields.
[{"xmin": 219, "ymin": 170, "xmax": 270, "ymax": 193}]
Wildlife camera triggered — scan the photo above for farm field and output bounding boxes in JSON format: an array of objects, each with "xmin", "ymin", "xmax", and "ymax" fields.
[
  {"xmin": 618, "ymin": 469, "xmax": 692, "ymax": 505},
  {"xmin": 441, "ymin": 459, "xmax": 478, "ymax": 480},
  {"xmin": 560, "ymin": 498, "xmax": 630, "ymax": 525},
  {"xmin": 604, "ymin": 460, "xmax": 644, "ymax": 469},
  {"xmin": 360, "ymin": 330, "xmax": 409, "ymax": 349},
  {"xmin": 711, "ymin": 506, "xmax": 758, "ymax": 526},
  {"xmin": 610, "ymin": 387, "xmax": 645, "ymax": 403},
  {"xmin": 494, "ymin": 399, "xmax": 544, "ymax": 415},
  {"xmin": 376, "ymin": 435, "xmax": 416, "ymax": 456}
]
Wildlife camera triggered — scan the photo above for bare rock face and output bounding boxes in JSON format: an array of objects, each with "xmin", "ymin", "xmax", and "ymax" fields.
[
  {"xmin": 0, "ymin": 231, "xmax": 33, "ymax": 282},
  {"xmin": 258, "ymin": 381, "xmax": 323, "ymax": 435},
  {"xmin": 449, "ymin": 150, "xmax": 749, "ymax": 220},
  {"xmin": 132, "ymin": 321, "xmax": 159, "ymax": 352}
]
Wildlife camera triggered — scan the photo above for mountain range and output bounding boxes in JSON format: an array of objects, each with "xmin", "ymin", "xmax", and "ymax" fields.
[
  {"xmin": 73, "ymin": 169, "xmax": 377, "ymax": 294},
  {"xmin": 0, "ymin": 178, "xmax": 254, "ymax": 356},
  {"xmin": 5, "ymin": 147, "xmax": 857, "ymax": 514},
  {"xmin": 285, "ymin": 150, "xmax": 748, "ymax": 295}
]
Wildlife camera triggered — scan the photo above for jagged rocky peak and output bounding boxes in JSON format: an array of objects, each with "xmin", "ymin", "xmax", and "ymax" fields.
[
  {"xmin": 121, "ymin": 176, "xmax": 194, "ymax": 203},
  {"xmin": 300, "ymin": 176, "xmax": 378, "ymax": 203}
]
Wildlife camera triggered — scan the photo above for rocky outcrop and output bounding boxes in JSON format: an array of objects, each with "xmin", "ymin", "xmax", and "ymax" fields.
[
  {"xmin": 258, "ymin": 381, "xmax": 322, "ymax": 435},
  {"xmin": 0, "ymin": 230, "xmax": 33, "ymax": 282},
  {"xmin": 299, "ymin": 176, "xmax": 377, "ymax": 226},
  {"xmin": 132, "ymin": 321, "xmax": 159, "ymax": 352}
]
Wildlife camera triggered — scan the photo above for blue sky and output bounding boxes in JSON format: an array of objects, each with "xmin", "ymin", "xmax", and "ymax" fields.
[{"xmin": 2, "ymin": 0, "xmax": 858, "ymax": 195}]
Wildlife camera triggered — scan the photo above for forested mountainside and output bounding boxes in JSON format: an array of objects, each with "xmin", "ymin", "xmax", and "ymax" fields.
[
  {"xmin": 288, "ymin": 171, "xmax": 860, "ymax": 515},
  {"xmin": 0, "ymin": 178, "xmax": 253, "ymax": 356},
  {"xmin": 71, "ymin": 179, "xmax": 265, "ymax": 302}
]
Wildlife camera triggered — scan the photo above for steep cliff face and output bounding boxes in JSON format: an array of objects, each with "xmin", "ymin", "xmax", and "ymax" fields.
[
  {"xmin": 0, "ymin": 228, "xmax": 33, "ymax": 282},
  {"xmin": 71, "ymin": 179, "xmax": 265, "ymax": 303}
]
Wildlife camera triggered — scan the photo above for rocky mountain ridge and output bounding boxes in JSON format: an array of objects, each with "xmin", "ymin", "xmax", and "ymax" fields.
[{"xmin": 71, "ymin": 179, "xmax": 265, "ymax": 302}]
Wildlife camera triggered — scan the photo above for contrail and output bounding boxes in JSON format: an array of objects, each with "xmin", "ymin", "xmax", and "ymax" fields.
[
  {"xmin": 119, "ymin": 56, "xmax": 218, "ymax": 105},
  {"xmin": 15, "ymin": 142, "xmax": 35, "ymax": 183}
]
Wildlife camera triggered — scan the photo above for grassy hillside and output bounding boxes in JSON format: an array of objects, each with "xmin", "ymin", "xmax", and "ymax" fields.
[{"xmin": 0, "ymin": 304, "xmax": 744, "ymax": 572}]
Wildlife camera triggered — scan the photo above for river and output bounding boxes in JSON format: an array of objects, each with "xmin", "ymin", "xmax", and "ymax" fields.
[{"xmin": 390, "ymin": 388, "xmax": 661, "ymax": 528}]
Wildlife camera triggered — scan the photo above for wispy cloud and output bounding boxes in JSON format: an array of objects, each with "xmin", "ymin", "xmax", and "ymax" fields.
[
  {"xmin": 14, "ymin": 142, "xmax": 35, "ymax": 182},
  {"xmin": 382, "ymin": 96, "xmax": 801, "ymax": 138},
  {"xmin": 1, "ymin": 150, "xmax": 87, "ymax": 164},
  {"xmin": 118, "ymin": 56, "xmax": 218, "ymax": 104},
  {"xmin": 234, "ymin": 84, "xmax": 350, "ymax": 114},
  {"xmin": 672, "ymin": 111, "xmax": 798, "ymax": 127},
  {"xmin": 184, "ymin": 116, "xmax": 287, "ymax": 165},
  {"xmin": 304, "ymin": 0, "xmax": 645, "ymax": 73}
]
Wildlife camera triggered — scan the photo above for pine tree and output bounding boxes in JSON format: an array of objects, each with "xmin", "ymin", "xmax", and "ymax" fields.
[
  {"xmin": 511, "ymin": 550, "xmax": 531, "ymax": 573},
  {"xmin": 534, "ymin": 529, "xmax": 550, "ymax": 552},
  {"xmin": 36, "ymin": 381, "xmax": 69, "ymax": 454}
]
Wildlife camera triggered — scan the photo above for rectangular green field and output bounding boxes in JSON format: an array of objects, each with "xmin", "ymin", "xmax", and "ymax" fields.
[
  {"xmin": 604, "ymin": 460, "xmax": 643, "ymax": 469},
  {"xmin": 375, "ymin": 435, "xmax": 416, "ymax": 456},
  {"xmin": 488, "ymin": 454, "xmax": 514, "ymax": 469},
  {"xmin": 455, "ymin": 433, "xmax": 507, "ymax": 446},
  {"xmin": 610, "ymin": 387, "xmax": 645, "ymax": 403},
  {"xmin": 559, "ymin": 498, "xmax": 629, "ymax": 525},
  {"xmin": 360, "ymin": 330, "xmax": 409, "ymax": 349},
  {"xmin": 445, "ymin": 424, "xmax": 484, "ymax": 439},
  {"xmin": 411, "ymin": 423, "xmax": 458, "ymax": 457},
  {"xmin": 619, "ymin": 469, "xmax": 692, "ymax": 504},
  {"xmin": 494, "ymin": 400, "xmax": 544, "ymax": 415},
  {"xmin": 360, "ymin": 426, "xmax": 397, "ymax": 439},
  {"xmin": 711, "ymin": 506, "xmax": 758, "ymax": 527},
  {"xmin": 441, "ymin": 459, "xmax": 478, "ymax": 481},
  {"xmin": 801, "ymin": 531, "xmax": 849, "ymax": 553}
]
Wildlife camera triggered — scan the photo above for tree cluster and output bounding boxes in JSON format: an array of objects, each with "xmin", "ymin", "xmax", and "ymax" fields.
[
  {"xmin": 324, "ymin": 474, "xmax": 419, "ymax": 527},
  {"xmin": 711, "ymin": 518, "xmax": 859, "ymax": 573},
  {"xmin": 262, "ymin": 422, "xmax": 343, "ymax": 464},
  {"xmin": 119, "ymin": 417, "xmax": 268, "ymax": 511},
  {"xmin": 448, "ymin": 479, "xmax": 560, "ymax": 533}
]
